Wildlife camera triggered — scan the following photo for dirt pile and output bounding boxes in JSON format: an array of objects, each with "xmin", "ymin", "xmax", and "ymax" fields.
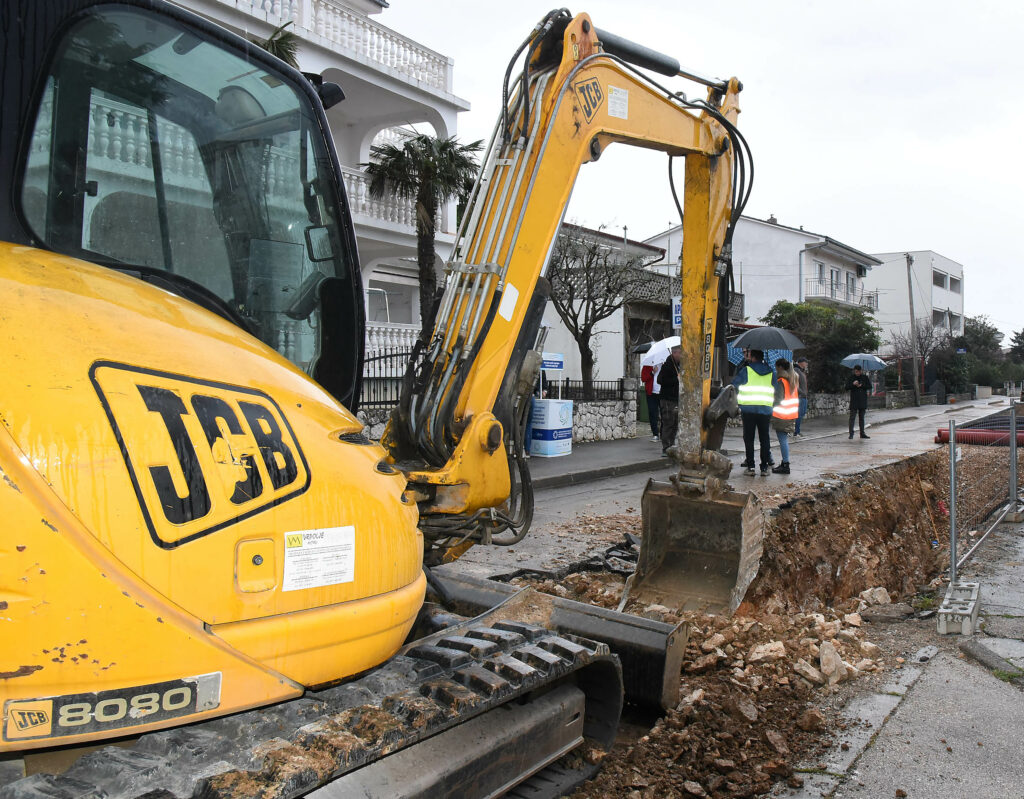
[
  {"xmin": 744, "ymin": 451, "xmax": 949, "ymax": 612},
  {"xmin": 521, "ymin": 451, "xmax": 974, "ymax": 797},
  {"xmin": 570, "ymin": 604, "xmax": 894, "ymax": 798}
]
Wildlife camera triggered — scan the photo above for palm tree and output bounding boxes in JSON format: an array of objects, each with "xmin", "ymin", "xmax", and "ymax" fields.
[
  {"xmin": 250, "ymin": 21, "xmax": 300, "ymax": 69},
  {"xmin": 363, "ymin": 134, "xmax": 482, "ymax": 342}
]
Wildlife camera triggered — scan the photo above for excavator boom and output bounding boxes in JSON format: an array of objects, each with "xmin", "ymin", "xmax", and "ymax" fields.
[{"xmin": 388, "ymin": 11, "xmax": 763, "ymax": 610}]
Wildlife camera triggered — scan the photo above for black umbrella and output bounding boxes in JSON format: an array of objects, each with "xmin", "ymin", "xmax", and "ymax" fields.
[{"xmin": 730, "ymin": 326, "xmax": 805, "ymax": 351}]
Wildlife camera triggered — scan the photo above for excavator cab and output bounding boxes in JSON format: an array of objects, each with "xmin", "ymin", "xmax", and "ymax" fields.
[{"xmin": 14, "ymin": 2, "xmax": 363, "ymax": 407}]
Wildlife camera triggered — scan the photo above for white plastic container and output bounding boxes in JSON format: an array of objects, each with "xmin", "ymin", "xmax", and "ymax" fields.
[{"xmin": 530, "ymin": 398, "xmax": 573, "ymax": 457}]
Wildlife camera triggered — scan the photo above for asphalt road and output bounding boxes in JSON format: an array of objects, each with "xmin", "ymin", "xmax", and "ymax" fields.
[{"xmin": 438, "ymin": 400, "xmax": 1006, "ymax": 582}]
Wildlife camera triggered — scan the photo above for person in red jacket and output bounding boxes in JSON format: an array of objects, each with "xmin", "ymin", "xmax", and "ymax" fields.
[{"xmin": 640, "ymin": 361, "xmax": 661, "ymax": 441}]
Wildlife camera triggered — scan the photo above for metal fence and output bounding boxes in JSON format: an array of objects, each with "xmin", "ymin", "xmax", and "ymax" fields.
[
  {"xmin": 941, "ymin": 403, "xmax": 1024, "ymax": 582},
  {"xmin": 360, "ymin": 348, "xmax": 413, "ymax": 409},
  {"xmin": 803, "ymin": 278, "xmax": 879, "ymax": 310},
  {"xmin": 549, "ymin": 378, "xmax": 628, "ymax": 401},
  {"xmin": 361, "ymin": 355, "xmax": 630, "ymax": 409}
]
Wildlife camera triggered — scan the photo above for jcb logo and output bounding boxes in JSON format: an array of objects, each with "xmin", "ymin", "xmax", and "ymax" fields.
[
  {"xmin": 91, "ymin": 362, "xmax": 310, "ymax": 548},
  {"xmin": 13, "ymin": 708, "xmax": 49, "ymax": 731},
  {"xmin": 4, "ymin": 700, "xmax": 52, "ymax": 739},
  {"xmin": 573, "ymin": 77, "xmax": 604, "ymax": 123}
]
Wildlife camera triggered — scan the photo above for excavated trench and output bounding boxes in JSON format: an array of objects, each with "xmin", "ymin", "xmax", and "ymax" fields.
[{"xmin": 501, "ymin": 447, "xmax": 1016, "ymax": 799}]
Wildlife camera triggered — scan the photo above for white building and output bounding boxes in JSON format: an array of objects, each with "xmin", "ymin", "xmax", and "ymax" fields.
[
  {"xmin": 864, "ymin": 250, "xmax": 965, "ymax": 350},
  {"xmin": 540, "ymin": 225, "xmax": 666, "ymax": 382},
  {"xmin": 178, "ymin": 0, "xmax": 470, "ymax": 354},
  {"xmin": 644, "ymin": 215, "xmax": 881, "ymax": 325}
]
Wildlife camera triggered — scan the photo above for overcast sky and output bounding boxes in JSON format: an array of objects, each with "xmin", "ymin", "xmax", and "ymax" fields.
[{"xmin": 381, "ymin": 1, "xmax": 1023, "ymax": 341}]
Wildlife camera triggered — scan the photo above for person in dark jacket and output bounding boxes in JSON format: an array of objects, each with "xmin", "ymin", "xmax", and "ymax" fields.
[
  {"xmin": 846, "ymin": 365, "xmax": 871, "ymax": 439},
  {"xmin": 658, "ymin": 345, "xmax": 682, "ymax": 453},
  {"xmin": 732, "ymin": 349, "xmax": 776, "ymax": 475}
]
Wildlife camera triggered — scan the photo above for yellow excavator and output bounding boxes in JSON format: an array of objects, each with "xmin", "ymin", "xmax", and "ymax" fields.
[{"xmin": 0, "ymin": 3, "xmax": 760, "ymax": 797}]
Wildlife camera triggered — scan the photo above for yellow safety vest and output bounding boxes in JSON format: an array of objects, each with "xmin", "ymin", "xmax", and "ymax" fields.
[
  {"xmin": 773, "ymin": 376, "xmax": 799, "ymax": 420},
  {"xmin": 737, "ymin": 368, "xmax": 774, "ymax": 407}
]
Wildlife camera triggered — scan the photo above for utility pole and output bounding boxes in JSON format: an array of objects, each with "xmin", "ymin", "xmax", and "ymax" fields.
[{"xmin": 905, "ymin": 252, "xmax": 921, "ymax": 406}]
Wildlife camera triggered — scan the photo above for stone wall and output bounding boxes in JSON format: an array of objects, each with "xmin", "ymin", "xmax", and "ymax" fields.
[
  {"xmin": 572, "ymin": 397, "xmax": 638, "ymax": 443},
  {"xmin": 356, "ymin": 408, "xmax": 390, "ymax": 441},
  {"xmin": 357, "ymin": 398, "xmax": 640, "ymax": 445},
  {"xmin": 807, "ymin": 392, "xmax": 849, "ymax": 418},
  {"xmin": 884, "ymin": 389, "xmax": 916, "ymax": 409}
]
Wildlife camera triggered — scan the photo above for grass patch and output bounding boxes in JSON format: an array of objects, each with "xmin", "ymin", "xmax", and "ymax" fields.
[
  {"xmin": 992, "ymin": 668, "xmax": 1023, "ymax": 682},
  {"xmin": 795, "ymin": 767, "xmax": 844, "ymax": 777},
  {"xmin": 912, "ymin": 594, "xmax": 937, "ymax": 611}
]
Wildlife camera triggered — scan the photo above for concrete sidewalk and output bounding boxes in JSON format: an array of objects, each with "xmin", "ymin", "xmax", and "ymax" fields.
[
  {"xmin": 782, "ymin": 518, "xmax": 1024, "ymax": 799},
  {"xmin": 526, "ymin": 398, "xmax": 1003, "ymax": 490}
]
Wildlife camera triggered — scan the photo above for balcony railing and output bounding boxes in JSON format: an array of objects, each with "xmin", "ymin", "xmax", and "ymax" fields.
[
  {"xmin": 342, "ymin": 166, "xmax": 417, "ymax": 227},
  {"xmin": 27, "ymin": 89, "xmax": 305, "ymax": 205},
  {"xmin": 227, "ymin": 0, "xmax": 451, "ymax": 92},
  {"xmin": 366, "ymin": 321, "xmax": 419, "ymax": 353},
  {"xmin": 728, "ymin": 291, "xmax": 745, "ymax": 321},
  {"xmin": 805, "ymin": 279, "xmax": 879, "ymax": 310}
]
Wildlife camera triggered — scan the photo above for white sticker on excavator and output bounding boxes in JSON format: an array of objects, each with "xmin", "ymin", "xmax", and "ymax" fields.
[
  {"xmin": 282, "ymin": 526, "xmax": 355, "ymax": 591},
  {"xmin": 608, "ymin": 86, "xmax": 628, "ymax": 119},
  {"xmin": 498, "ymin": 283, "xmax": 519, "ymax": 321}
]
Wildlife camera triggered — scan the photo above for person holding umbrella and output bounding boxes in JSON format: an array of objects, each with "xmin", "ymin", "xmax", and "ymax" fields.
[
  {"xmin": 658, "ymin": 344, "xmax": 683, "ymax": 453},
  {"xmin": 846, "ymin": 365, "xmax": 872, "ymax": 439},
  {"xmin": 732, "ymin": 348, "xmax": 776, "ymax": 475},
  {"xmin": 640, "ymin": 359, "xmax": 661, "ymax": 441}
]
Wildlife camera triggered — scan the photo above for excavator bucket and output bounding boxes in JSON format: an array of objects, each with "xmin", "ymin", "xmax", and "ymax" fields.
[{"xmin": 623, "ymin": 480, "xmax": 764, "ymax": 614}]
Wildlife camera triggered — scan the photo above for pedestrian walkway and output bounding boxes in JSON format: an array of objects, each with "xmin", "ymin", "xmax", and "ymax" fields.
[{"xmin": 527, "ymin": 398, "xmax": 1003, "ymax": 490}]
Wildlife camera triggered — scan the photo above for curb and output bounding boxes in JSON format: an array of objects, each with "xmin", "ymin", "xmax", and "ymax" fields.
[
  {"xmin": 958, "ymin": 637, "xmax": 1023, "ymax": 677},
  {"xmin": 870, "ymin": 415, "xmax": 917, "ymax": 427},
  {"xmin": 531, "ymin": 456, "xmax": 670, "ymax": 491}
]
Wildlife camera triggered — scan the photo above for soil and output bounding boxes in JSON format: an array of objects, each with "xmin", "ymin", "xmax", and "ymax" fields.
[{"xmin": 500, "ymin": 445, "xmax": 1015, "ymax": 798}]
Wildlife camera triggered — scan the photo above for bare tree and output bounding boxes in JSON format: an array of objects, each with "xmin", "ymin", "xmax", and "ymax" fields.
[
  {"xmin": 889, "ymin": 320, "xmax": 950, "ymax": 365},
  {"xmin": 547, "ymin": 224, "xmax": 662, "ymax": 390}
]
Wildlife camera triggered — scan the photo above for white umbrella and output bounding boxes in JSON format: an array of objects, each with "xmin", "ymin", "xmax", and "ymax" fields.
[
  {"xmin": 840, "ymin": 353, "xmax": 887, "ymax": 370},
  {"xmin": 640, "ymin": 335, "xmax": 681, "ymax": 368}
]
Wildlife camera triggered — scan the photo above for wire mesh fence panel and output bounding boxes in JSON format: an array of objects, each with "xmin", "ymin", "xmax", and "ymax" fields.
[
  {"xmin": 360, "ymin": 348, "xmax": 413, "ymax": 409},
  {"xmin": 939, "ymin": 405, "xmax": 1023, "ymax": 575}
]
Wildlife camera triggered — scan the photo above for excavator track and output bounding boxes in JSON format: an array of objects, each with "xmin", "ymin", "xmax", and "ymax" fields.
[{"xmin": 1, "ymin": 596, "xmax": 622, "ymax": 799}]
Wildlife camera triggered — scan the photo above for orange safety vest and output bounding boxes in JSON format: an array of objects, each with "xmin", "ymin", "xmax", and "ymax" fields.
[{"xmin": 773, "ymin": 376, "xmax": 799, "ymax": 420}]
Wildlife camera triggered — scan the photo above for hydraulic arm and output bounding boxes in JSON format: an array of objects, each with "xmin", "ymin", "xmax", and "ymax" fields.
[{"xmin": 386, "ymin": 11, "xmax": 760, "ymax": 592}]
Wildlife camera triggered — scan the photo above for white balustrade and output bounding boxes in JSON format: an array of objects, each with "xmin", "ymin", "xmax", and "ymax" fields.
[
  {"xmin": 372, "ymin": 126, "xmax": 415, "ymax": 150},
  {"xmin": 79, "ymin": 95, "xmax": 299, "ymax": 200},
  {"xmin": 214, "ymin": 0, "xmax": 450, "ymax": 92},
  {"xmin": 341, "ymin": 165, "xmax": 416, "ymax": 228},
  {"xmin": 311, "ymin": 0, "xmax": 447, "ymax": 88},
  {"xmin": 365, "ymin": 321, "xmax": 419, "ymax": 354}
]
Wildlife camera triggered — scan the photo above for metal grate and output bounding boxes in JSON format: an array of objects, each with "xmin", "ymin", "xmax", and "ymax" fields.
[{"xmin": 360, "ymin": 348, "xmax": 413, "ymax": 408}]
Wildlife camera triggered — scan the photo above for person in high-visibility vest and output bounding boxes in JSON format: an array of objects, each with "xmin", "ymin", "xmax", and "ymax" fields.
[
  {"xmin": 771, "ymin": 358, "xmax": 800, "ymax": 474},
  {"xmin": 732, "ymin": 348, "xmax": 776, "ymax": 475}
]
